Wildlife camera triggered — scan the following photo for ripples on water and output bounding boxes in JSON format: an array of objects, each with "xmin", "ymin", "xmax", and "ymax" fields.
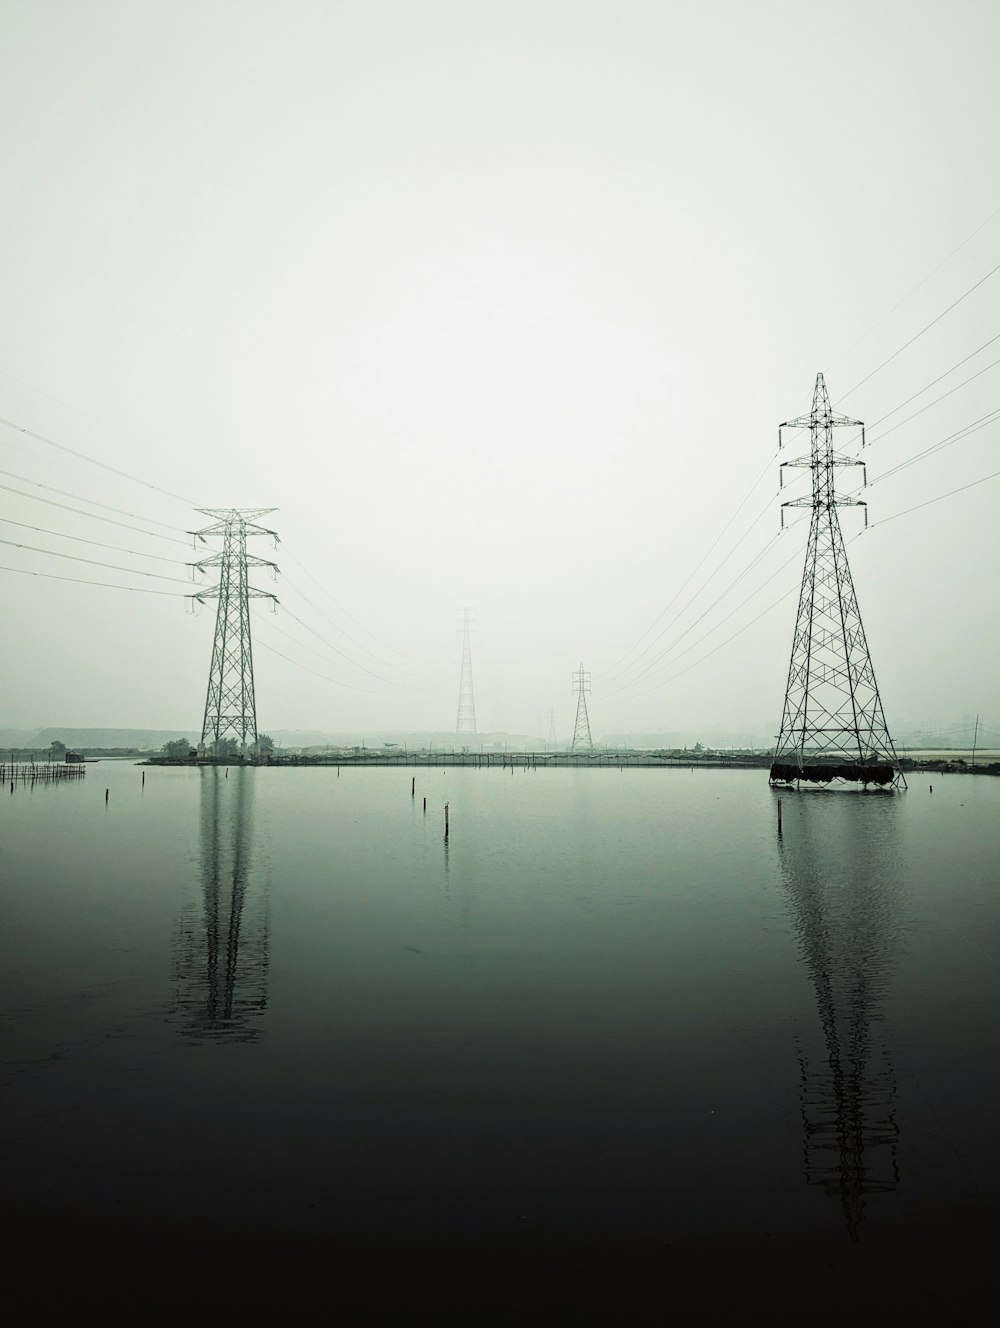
[{"xmin": 1, "ymin": 763, "xmax": 996, "ymax": 1307}]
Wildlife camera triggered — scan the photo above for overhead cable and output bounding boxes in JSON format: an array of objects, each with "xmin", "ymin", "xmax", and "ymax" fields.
[
  {"xmin": 872, "ymin": 407, "xmax": 1000, "ymax": 485},
  {"xmin": 871, "ymin": 466, "xmax": 1000, "ymax": 527},
  {"xmin": 604, "ymin": 452, "xmax": 779, "ymax": 680},
  {"xmin": 0, "ymin": 563, "xmax": 189, "ymax": 596},
  {"xmin": 836, "ymin": 259, "xmax": 1000, "ymax": 404},
  {"xmin": 254, "ymin": 636, "xmax": 393, "ymax": 695},
  {"xmin": 867, "ymin": 364, "xmax": 1000, "ymax": 445},
  {"xmin": 828, "ymin": 201, "xmax": 1000, "ymax": 373},
  {"xmin": 867, "ymin": 331, "xmax": 1000, "ymax": 428},
  {"xmin": 0, "ymin": 467, "xmax": 188, "ymax": 538},
  {"xmin": 0, "ymin": 535, "xmax": 199, "ymax": 584},
  {"xmin": 607, "ymin": 484, "xmax": 783, "ymax": 688},
  {"xmin": 280, "ymin": 567, "xmax": 442, "ymax": 679},
  {"xmin": 282, "ymin": 548, "xmax": 443, "ymax": 667},
  {"xmin": 0, "ymin": 413, "xmax": 195, "ymax": 505},
  {"xmin": 0, "ymin": 516, "xmax": 192, "ymax": 563}
]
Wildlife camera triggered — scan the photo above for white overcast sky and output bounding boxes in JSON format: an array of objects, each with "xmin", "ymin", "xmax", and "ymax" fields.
[{"xmin": 1, "ymin": 0, "xmax": 997, "ymax": 741}]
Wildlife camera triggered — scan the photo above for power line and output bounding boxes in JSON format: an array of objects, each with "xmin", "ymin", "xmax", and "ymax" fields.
[
  {"xmin": 0, "ymin": 413, "xmax": 195, "ymax": 505},
  {"xmin": 604, "ymin": 449, "xmax": 778, "ymax": 679},
  {"xmin": 254, "ymin": 635, "xmax": 393, "ymax": 695},
  {"xmin": 279, "ymin": 566, "xmax": 443, "ymax": 679},
  {"xmin": 281, "ymin": 548, "xmax": 441, "ymax": 667},
  {"xmin": 0, "ymin": 516, "xmax": 193, "ymax": 563},
  {"xmin": 871, "ymin": 466, "xmax": 1000, "ymax": 528},
  {"xmin": 0, "ymin": 563, "xmax": 189, "ymax": 596},
  {"xmin": 608, "ymin": 534, "xmax": 806, "ymax": 701},
  {"xmin": 278, "ymin": 602, "xmax": 424, "ymax": 686},
  {"xmin": 836, "ymin": 260, "xmax": 1000, "ymax": 405},
  {"xmin": 606, "ymin": 484, "xmax": 782, "ymax": 690},
  {"xmin": 872, "ymin": 407, "xmax": 1000, "ymax": 485},
  {"xmin": 613, "ymin": 455, "xmax": 1000, "ymax": 707},
  {"xmin": 828, "ymin": 202, "xmax": 1000, "ymax": 372},
  {"xmin": 606, "ymin": 532, "xmax": 787, "ymax": 697},
  {"xmin": 0, "ymin": 481, "xmax": 191, "ymax": 546},
  {"xmin": 0, "ymin": 468, "xmax": 189, "ymax": 539},
  {"xmin": 611, "ymin": 580, "xmax": 799, "ymax": 703},
  {"xmin": 867, "ymin": 362, "xmax": 1000, "ymax": 445},
  {"xmin": 0, "ymin": 535, "xmax": 200, "ymax": 584},
  {"xmin": 0, "ymin": 363, "xmax": 210, "ymax": 493},
  {"xmin": 867, "ymin": 331, "xmax": 1000, "ymax": 428},
  {"xmin": 257, "ymin": 613, "xmax": 424, "ymax": 693}
]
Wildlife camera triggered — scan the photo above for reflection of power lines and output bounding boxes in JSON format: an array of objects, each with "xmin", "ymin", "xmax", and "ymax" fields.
[
  {"xmin": 173, "ymin": 767, "xmax": 269, "ymax": 1043},
  {"xmin": 778, "ymin": 799, "xmax": 901, "ymax": 1240}
]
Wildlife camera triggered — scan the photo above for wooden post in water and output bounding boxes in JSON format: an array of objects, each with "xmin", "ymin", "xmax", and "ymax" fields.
[
  {"xmin": 777, "ymin": 797, "xmax": 782, "ymax": 835},
  {"xmin": 444, "ymin": 802, "xmax": 449, "ymax": 841},
  {"xmin": 411, "ymin": 776, "xmax": 415, "ymax": 798},
  {"xmin": 105, "ymin": 788, "xmax": 109, "ymax": 803},
  {"xmin": 423, "ymin": 796, "xmax": 427, "ymax": 813}
]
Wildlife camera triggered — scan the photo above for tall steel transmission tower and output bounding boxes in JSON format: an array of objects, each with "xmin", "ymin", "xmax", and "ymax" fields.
[
  {"xmin": 570, "ymin": 663, "xmax": 593, "ymax": 751},
  {"xmin": 771, "ymin": 375, "xmax": 903, "ymax": 789},
  {"xmin": 191, "ymin": 508, "xmax": 279, "ymax": 757},
  {"xmin": 455, "ymin": 607, "xmax": 477, "ymax": 736}
]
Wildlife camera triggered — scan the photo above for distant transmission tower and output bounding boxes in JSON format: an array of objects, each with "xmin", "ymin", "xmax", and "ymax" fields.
[
  {"xmin": 547, "ymin": 707, "xmax": 558, "ymax": 747},
  {"xmin": 570, "ymin": 663, "xmax": 593, "ymax": 751},
  {"xmin": 771, "ymin": 375, "xmax": 904, "ymax": 789},
  {"xmin": 191, "ymin": 508, "xmax": 279, "ymax": 756},
  {"xmin": 456, "ymin": 607, "xmax": 477, "ymax": 736}
]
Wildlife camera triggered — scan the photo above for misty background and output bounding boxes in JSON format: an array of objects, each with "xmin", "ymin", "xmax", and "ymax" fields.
[{"xmin": 1, "ymin": 0, "xmax": 997, "ymax": 749}]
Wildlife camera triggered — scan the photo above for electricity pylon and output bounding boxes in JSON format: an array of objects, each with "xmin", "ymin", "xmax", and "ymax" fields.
[
  {"xmin": 771, "ymin": 375, "xmax": 904, "ymax": 788},
  {"xmin": 191, "ymin": 508, "xmax": 279, "ymax": 756},
  {"xmin": 547, "ymin": 707, "xmax": 558, "ymax": 748},
  {"xmin": 570, "ymin": 663, "xmax": 593, "ymax": 751},
  {"xmin": 456, "ymin": 607, "xmax": 477, "ymax": 735}
]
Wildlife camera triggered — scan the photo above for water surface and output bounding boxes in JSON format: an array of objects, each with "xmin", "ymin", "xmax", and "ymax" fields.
[{"xmin": 2, "ymin": 762, "xmax": 996, "ymax": 1307}]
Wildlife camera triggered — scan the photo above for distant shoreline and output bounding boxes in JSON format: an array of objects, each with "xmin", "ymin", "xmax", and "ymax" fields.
[{"xmin": 140, "ymin": 750, "xmax": 1000, "ymax": 776}]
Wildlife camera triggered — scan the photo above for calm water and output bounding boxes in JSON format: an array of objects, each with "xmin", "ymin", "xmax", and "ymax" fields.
[{"xmin": 2, "ymin": 762, "xmax": 997, "ymax": 1307}]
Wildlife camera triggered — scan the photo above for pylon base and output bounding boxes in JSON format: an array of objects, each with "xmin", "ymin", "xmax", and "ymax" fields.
[{"xmin": 770, "ymin": 759, "xmax": 900, "ymax": 787}]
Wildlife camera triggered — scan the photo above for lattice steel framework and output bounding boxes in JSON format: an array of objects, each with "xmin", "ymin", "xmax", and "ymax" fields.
[
  {"xmin": 456, "ymin": 607, "xmax": 477, "ymax": 735},
  {"xmin": 771, "ymin": 375, "xmax": 903, "ymax": 788},
  {"xmin": 570, "ymin": 663, "xmax": 593, "ymax": 751},
  {"xmin": 191, "ymin": 508, "xmax": 279, "ymax": 756}
]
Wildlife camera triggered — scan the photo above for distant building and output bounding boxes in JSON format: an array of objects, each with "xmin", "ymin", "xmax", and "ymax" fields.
[{"xmin": 65, "ymin": 751, "xmax": 85, "ymax": 763}]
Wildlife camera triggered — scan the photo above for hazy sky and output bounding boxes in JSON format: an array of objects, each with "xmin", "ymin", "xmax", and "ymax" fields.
[{"xmin": 1, "ymin": 0, "xmax": 998, "ymax": 741}]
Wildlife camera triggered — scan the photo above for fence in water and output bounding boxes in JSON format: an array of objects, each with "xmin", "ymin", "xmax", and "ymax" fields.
[{"xmin": 2, "ymin": 760, "xmax": 87, "ymax": 785}]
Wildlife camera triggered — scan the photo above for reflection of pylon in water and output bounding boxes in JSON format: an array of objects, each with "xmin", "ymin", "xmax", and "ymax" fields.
[
  {"xmin": 778, "ymin": 798, "xmax": 901, "ymax": 1241},
  {"xmin": 570, "ymin": 663, "xmax": 593, "ymax": 751},
  {"xmin": 771, "ymin": 375, "xmax": 904, "ymax": 789},
  {"xmin": 174, "ymin": 767, "xmax": 269, "ymax": 1043}
]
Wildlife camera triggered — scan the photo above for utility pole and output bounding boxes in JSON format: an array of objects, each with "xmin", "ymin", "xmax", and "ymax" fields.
[
  {"xmin": 771, "ymin": 375, "xmax": 904, "ymax": 789},
  {"xmin": 456, "ymin": 607, "xmax": 477, "ymax": 736},
  {"xmin": 570, "ymin": 663, "xmax": 593, "ymax": 752},
  {"xmin": 190, "ymin": 508, "xmax": 279, "ymax": 757}
]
